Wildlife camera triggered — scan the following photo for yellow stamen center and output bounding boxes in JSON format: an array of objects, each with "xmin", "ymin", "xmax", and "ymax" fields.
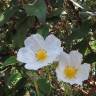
[
  {"xmin": 64, "ymin": 66, "xmax": 77, "ymax": 79},
  {"xmin": 35, "ymin": 49, "xmax": 47, "ymax": 61}
]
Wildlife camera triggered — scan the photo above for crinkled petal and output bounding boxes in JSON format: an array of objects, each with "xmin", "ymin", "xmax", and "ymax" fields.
[
  {"xmin": 69, "ymin": 51, "xmax": 83, "ymax": 67},
  {"xmin": 58, "ymin": 52, "xmax": 71, "ymax": 66},
  {"xmin": 56, "ymin": 65, "xmax": 65, "ymax": 81},
  {"xmin": 24, "ymin": 34, "xmax": 45, "ymax": 51},
  {"xmin": 65, "ymin": 79, "xmax": 82, "ymax": 85},
  {"xmin": 45, "ymin": 34, "xmax": 62, "ymax": 50},
  {"xmin": 76, "ymin": 63, "xmax": 90, "ymax": 81},
  {"xmin": 56, "ymin": 51, "xmax": 90, "ymax": 85},
  {"xmin": 56, "ymin": 65, "xmax": 83, "ymax": 85},
  {"xmin": 45, "ymin": 34, "xmax": 63, "ymax": 62},
  {"xmin": 24, "ymin": 61, "xmax": 50, "ymax": 70},
  {"xmin": 46, "ymin": 47, "xmax": 63, "ymax": 63},
  {"xmin": 17, "ymin": 47, "xmax": 35, "ymax": 64},
  {"xmin": 24, "ymin": 63, "xmax": 41, "ymax": 70}
]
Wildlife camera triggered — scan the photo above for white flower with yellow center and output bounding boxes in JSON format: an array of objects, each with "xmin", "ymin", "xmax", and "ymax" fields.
[
  {"xmin": 17, "ymin": 33, "xmax": 63, "ymax": 70},
  {"xmin": 56, "ymin": 51, "xmax": 90, "ymax": 85}
]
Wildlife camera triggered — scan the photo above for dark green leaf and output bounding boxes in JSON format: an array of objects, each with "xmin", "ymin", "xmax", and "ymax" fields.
[
  {"xmin": 7, "ymin": 70, "xmax": 22, "ymax": 88},
  {"xmin": 38, "ymin": 78, "xmax": 51, "ymax": 95},
  {"xmin": 13, "ymin": 16, "xmax": 33, "ymax": 48},
  {"xmin": 84, "ymin": 52, "xmax": 96, "ymax": 63},
  {"xmin": 37, "ymin": 25, "xmax": 49, "ymax": 38},
  {"xmin": 24, "ymin": 0, "xmax": 47, "ymax": 23},
  {"xmin": 4, "ymin": 56, "xmax": 17, "ymax": 66},
  {"xmin": 0, "ymin": 7, "xmax": 18, "ymax": 26},
  {"xmin": 70, "ymin": 20, "xmax": 90, "ymax": 40},
  {"xmin": 72, "ymin": 39, "xmax": 89, "ymax": 54},
  {"xmin": 14, "ymin": 78, "xmax": 27, "ymax": 96}
]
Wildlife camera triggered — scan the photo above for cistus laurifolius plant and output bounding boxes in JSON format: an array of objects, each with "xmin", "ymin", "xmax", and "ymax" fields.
[{"xmin": 0, "ymin": 0, "xmax": 96, "ymax": 96}]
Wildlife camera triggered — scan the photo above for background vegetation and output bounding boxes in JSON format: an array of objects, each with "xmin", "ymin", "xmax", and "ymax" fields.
[{"xmin": 0, "ymin": 0, "xmax": 96, "ymax": 96}]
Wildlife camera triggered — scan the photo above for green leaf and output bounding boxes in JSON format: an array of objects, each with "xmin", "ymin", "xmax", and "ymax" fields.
[
  {"xmin": 24, "ymin": 0, "xmax": 47, "ymax": 23},
  {"xmin": 70, "ymin": 20, "xmax": 90, "ymax": 40},
  {"xmin": 0, "ymin": 7, "xmax": 18, "ymax": 26},
  {"xmin": 84, "ymin": 52, "xmax": 96, "ymax": 63},
  {"xmin": 13, "ymin": 16, "xmax": 33, "ymax": 48},
  {"xmin": 0, "ymin": 13, "xmax": 4, "ymax": 22},
  {"xmin": 4, "ymin": 56, "xmax": 17, "ymax": 66},
  {"xmin": 72, "ymin": 39, "xmax": 89, "ymax": 54},
  {"xmin": 38, "ymin": 78, "xmax": 51, "ymax": 95},
  {"xmin": 37, "ymin": 25, "xmax": 49, "ymax": 38},
  {"xmin": 7, "ymin": 69, "xmax": 22, "ymax": 88},
  {"xmin": 48, "ymin": 8, "xmax": 63, "ymax": 19},
  {"xmin": 13, "ymin": 78, "xmax": 27, "ymax": 96}
]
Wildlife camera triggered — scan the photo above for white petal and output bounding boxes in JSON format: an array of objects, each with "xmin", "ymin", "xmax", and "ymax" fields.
[
  {"xmin": 76, "ymin": 63, "xmax": 90, "ymax": 81},
  {"xmin": 24, "ymin": 63, "xmax": 34, "ymax": 70},
  {"xmin": 56, "ymin": 51, "xmax": 90, "ymax": 85},
  {"xmin": 45, "ymin": 34, "xmax": 63, "ymax": 62},
  {"xmin": 56, "ymin": 63, "xmax": 83, "ymax": 85},
  {"xmin": 46, "ymin": 47, "xmax": 63, "ymax": 63},
  {"xmin": 56, "ymin": 65, "xmax": 65, "ymax": 81},
  {"xmin": 69, "ymin": 51, "xmax": 83, "ymax": 67},
  {"xmin": 24, "ymin": 63, "xmax": 42, "ymax": 70},
  {"xmin": 67, "ymin": 79, "xmax": 82, "ymax": 85},
  {"xmin": 56, "ymin": 61, "xmax": 72, "ymax": 82},
  {"xmin": 17, "ymin": 47, "xmax": 35, "ymax": 64},
  {"xmin": 24, "ymin": 61, "xmax": 50, "ymax": 70},
  {"xmin": 24, "ymin": 33, "xmax": 45, "ymax": 51},
  {"xmin": 56, "ymin": 65, "xmax": 80, "ymax": 85},
  {"xmin": 58, "ymin": 52, "xmax": 71, "ymax": 66},
  {"xmin": 45, "ymin": 34, "xmax": 62, "ymax": 50},
  {"xmin": 46, "ymin": 46, "xmax": 63, "ymax": 63}
]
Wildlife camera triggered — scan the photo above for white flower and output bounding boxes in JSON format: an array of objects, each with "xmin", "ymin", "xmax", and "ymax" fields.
[
  {"xmin": 17, "ymin": 33, "xmax": 63, "ymax": 70},
  {"xmin": 56, "ymin": 51, "xmax": 90, "ymax": 85}
]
